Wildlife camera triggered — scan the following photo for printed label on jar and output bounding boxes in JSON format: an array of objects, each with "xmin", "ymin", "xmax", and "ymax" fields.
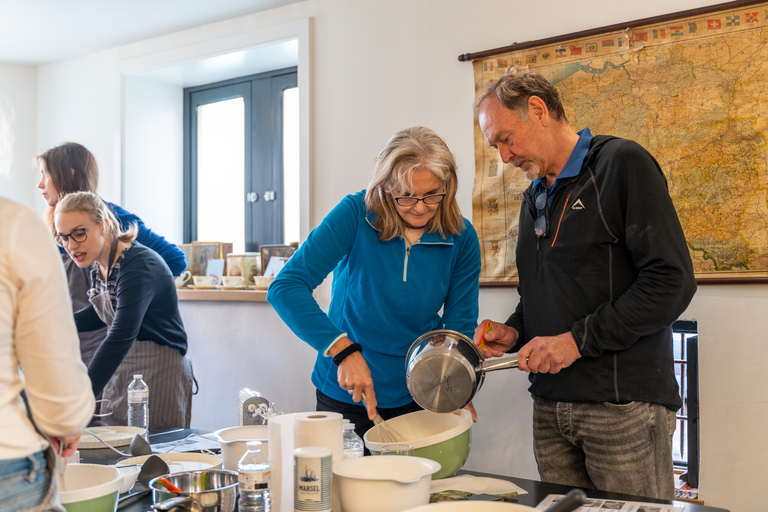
[{"xmin": 296, "ymin": 456, "xmax": 321, "ymax": 501}]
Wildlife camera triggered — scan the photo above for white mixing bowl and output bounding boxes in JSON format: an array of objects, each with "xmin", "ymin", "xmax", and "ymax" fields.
[
  {"xmin": 115, "ymin": 465, "xmax": 139, "ymax": 494},
  {"xmin": 210, "ymin": 425, "xmax": 269, "ymax": 471},
  {"xmin": 333, "ymin": 455, "xmax": 440, "ymax": 512}
]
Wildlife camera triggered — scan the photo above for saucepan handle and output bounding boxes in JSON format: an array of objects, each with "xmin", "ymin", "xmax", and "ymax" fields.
[
  {"xmin": 152, "ymin": 496, "xmax": 193, "ymax": 512},
  {"xmin": 480, "ymin": 356, "xmax": 519, "ymax": 373}
]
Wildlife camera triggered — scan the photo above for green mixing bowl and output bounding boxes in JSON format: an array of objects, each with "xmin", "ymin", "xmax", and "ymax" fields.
[
  {"xmin": 59, "ymin": 464, "xmax": 122, "ymax": 512},
  {"xmin": 363, "ymin": 410, "xmax": 472, "ymax": 479}
]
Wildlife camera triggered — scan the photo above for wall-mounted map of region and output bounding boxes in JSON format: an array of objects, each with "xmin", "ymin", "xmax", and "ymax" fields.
[{"xmin": 472, "ymin": 1, "xmax": 768, "ymax": 283}]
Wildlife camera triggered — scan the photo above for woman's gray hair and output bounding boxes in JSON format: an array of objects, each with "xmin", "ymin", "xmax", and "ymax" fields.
[{"xmin": 364, "ymin": 126, "xmax": 464, "ymax": 241}]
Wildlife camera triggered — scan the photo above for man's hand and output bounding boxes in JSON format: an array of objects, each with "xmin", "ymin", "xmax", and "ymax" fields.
[
  {"xmin": 473, "ymin": 320, "xmax": 518, "ymax": 358},
  {"xmin": 517, "ymin": 332, "xmax": 581, "ymax": 374},
  {"xmin": 463, "ymin": 401, "xmax": 477, "ymax": 422}
]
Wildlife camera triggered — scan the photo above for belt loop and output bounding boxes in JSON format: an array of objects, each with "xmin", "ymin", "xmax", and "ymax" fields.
[{"xmin": 26, "ymin": 453, "xmax": 42, "ymax": 482}]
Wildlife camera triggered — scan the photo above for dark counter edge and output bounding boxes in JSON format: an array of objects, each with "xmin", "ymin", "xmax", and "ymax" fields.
[{"xmin": 459, "ymin": 470, "xmax": 729, "ymax": 512}]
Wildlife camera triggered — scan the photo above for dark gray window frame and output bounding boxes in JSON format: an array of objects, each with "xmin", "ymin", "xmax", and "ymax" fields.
[
  {"xmin": 183, "ymin": 67, "xmax": 298, "ymax": 251},
  {"xmin": 672, "ymin": 319, "xmax": 699, "ymax": 488}
]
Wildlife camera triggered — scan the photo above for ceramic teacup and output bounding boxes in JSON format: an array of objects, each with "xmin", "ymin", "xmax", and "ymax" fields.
[
  {"xmin": 253, "ymin": 276, "xmax": 274, "ymax": 288},
  {"xmin": 222, "ymin": 275, "xmax": 245, "ymax": 288},
  {"xmin": 193, "ymin": 275, "xmax": 215, "ymax": 287},
  {"xmin": 175, "ymin": 270, "xmax": 192, "ymax": 288}
]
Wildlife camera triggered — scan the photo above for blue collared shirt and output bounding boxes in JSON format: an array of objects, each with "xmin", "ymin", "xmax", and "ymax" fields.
[{"xmin": 532, "ymin": 128, "xmax": 594, "ymax": 209}]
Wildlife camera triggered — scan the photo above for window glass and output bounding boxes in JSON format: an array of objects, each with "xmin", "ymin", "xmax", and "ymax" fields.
[{"xmin": 196, "ymin": 98, "xmax": 245, "ymax": 253}]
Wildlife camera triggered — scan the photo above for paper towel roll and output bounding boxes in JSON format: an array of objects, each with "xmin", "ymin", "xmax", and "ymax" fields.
[{"xmin": 268, "ymin": 411, "xmax": 343, "ymax": 512}]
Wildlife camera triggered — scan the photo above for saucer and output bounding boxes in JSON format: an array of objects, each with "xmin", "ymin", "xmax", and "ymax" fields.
[
  {"xmin": 249, "ymin": 285, "xmax": 269, "ymax": 291},
  {"xmin": 188, "ymin": 285, "xmax": 219, "ymax": 289},
  {"xmin": 220, "ymin": 285, "xmax": 248, "ymax": 290}
]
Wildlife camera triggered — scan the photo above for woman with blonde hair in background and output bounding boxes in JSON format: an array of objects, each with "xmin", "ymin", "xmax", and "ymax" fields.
[{"xmin": 55, "ymin": 191, "xmax": 194, "ymax": 428}]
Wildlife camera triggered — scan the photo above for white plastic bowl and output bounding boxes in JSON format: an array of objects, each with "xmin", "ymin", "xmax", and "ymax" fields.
[
  {"xmin": 59, "ymin": 464, "xmax": 122, "ymax": 512},
  {"xmin": 210, "ymin": 425, "xmax": 269, "ymax": 471},
  {"xmin": 114, "ymin": 465, "xmax": 139, "ymax": 494},
  {"xmin": 405, "ymin": 503, "xmax": 536, "ymax": 511},
  {"xmin": 333, "ymin": 455, "xmax": 441, "ymax": 512}
]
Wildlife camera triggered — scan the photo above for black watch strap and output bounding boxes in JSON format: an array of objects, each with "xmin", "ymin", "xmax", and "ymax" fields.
[{"xmin": 333, "ymin": 343, "xmax": 362, "ymax": 366}]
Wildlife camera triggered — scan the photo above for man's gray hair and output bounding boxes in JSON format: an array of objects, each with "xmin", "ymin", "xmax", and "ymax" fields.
[{"xmin": 475, "ymin": 67, "xmax": 568, "ymax": 123}]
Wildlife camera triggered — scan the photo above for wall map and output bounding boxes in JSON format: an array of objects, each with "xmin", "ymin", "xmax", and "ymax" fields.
[{"xmin": 472, "ymin": 1, "xmax": 768, "ymax": 283}]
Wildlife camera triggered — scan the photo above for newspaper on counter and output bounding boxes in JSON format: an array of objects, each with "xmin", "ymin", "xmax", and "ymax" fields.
[{"xmin": 536, "ymin": 494, "xmax": 688, "ymax": 512}]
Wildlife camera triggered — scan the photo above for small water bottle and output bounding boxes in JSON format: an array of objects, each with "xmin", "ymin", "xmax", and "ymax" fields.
[
  {"xmin": 238, "ymin": 441, "xmax": 271, "ymax": 512},
  {"xmin": 127, "ymin": 374, "xmax": 149, "ymax": 435},
  {"xmin": 342, "ymin": 422, "xmax": 364, "ymax": 459}
]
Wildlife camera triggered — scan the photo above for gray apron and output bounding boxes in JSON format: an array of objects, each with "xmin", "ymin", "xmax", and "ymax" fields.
[
  {"xmin": 90, "ymin": 241, "xmax": 195, "ymax": 428},
  {"xmin": 62, "ymin": 254, "xmax": 106, "ymax": 366}
]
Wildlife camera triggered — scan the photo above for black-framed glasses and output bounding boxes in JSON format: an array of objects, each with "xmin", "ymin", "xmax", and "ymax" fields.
[
  {"xmin": 54, "ymin": 222, "xmax": 97, "ymax": 248},
  {"xmin": 533, "ymin": 190, "xmax": 548, "ymax": 237},
  {"xmin": 393, "ymin": 194, "xmax": 446, "ymax": 207}
]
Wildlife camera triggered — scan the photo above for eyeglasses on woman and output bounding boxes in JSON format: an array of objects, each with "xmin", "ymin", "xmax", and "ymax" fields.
[
  {"xmin": 393, "ymin": 193, "xmax": 446, "ymax": 207},
  {"xmin": 54, "ymin": 222, "xmax": 97, "ymax": 247}
]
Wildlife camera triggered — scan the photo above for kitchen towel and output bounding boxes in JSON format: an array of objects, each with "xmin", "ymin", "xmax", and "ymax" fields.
[
  {"xmin": 268, "ymin": 411, "xmax": 343, "ymax": 512},
  {"xmin": 430, "ymin": 474, "xmax": 527, "ymax": 496}
]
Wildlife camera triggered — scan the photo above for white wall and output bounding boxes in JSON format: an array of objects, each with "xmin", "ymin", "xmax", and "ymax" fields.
[
  {"xmin": 3, "ymin": 0, "xmax": 762, "ymax": 509},
  {"xmin": 123, "ymin": 76, "xmax": 184, "ymax": 243},
  {"xmin": 0, "ymin": 62, "xmax": 36, "ymax": 205},
  {"xmin": 36, "ymin": 51, "xmax": 121, "ymax": 208}
]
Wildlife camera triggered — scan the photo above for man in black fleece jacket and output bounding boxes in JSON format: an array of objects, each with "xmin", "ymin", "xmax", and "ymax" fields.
[{"xmin": 473, "ymin": 69, "xmax": 696, "ymax": 500}]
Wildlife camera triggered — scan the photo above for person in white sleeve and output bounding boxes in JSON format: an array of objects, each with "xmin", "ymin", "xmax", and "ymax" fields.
[{"xmin": 0, "ymin": 196, "xmax": 95, "ymax": 512}]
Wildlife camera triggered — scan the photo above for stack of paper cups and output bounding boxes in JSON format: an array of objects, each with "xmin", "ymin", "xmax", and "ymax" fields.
[{"xmin": 294, "ymin": 446, "xmax": 333, "ymax": 512}]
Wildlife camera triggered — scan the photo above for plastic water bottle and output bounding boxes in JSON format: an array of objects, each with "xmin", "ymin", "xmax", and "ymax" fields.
[
  {"xmin": 342, "ymin": 422, "xmax": 364, "ymax": 459},
  {"xmin": 238, "ymin": 441, "xmax": 271, "ymax": 512},
  {"xmin": 127, "ymin": 374, "xmax": 149, "ymax": 435}
]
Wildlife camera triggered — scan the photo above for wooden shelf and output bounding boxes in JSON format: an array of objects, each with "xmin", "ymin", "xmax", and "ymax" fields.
[{"xmin": 176, "ymin": 288, "xmax": 268, "ymax": 302}]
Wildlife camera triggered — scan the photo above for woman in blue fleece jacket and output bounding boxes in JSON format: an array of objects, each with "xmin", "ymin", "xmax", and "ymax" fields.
[{"xmin": 268, "ymin": 127, "xmax": 481, "ymax": 441}]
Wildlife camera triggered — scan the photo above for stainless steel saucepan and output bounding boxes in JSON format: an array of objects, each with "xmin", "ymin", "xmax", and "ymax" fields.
[
  {"xmin": 405, "ymin": 329, "xmax": 519, "ymax": 413},
  {"xmin": 150, "ymin": 470, "xmax": 239, "ymax": 512}
]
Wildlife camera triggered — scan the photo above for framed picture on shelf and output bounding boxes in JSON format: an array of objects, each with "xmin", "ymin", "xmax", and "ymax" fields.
[
  {"xmin": 177, "ymin": 243, "xmax": 192, "ymax": 272},
  {"xmin": 190, "ymin": 242, "xmax": 220, "ymax": 277},
  {"xmin": 260, "ymin": 244, "xmax": 295, "ymax": 275},
  {"xmin": 189, "ymin": 241, "xmax": 235, "ymax": 276}
]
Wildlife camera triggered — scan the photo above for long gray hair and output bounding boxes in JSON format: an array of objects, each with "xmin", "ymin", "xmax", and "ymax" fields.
[{"xmin": 364, "ymin": 126, "xmax": 464, "ymax": 241}]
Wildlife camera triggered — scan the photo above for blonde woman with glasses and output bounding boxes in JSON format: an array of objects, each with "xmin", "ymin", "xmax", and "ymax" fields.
[
  {"xmin": 54, "ymin": 191, "xmax": 194, "ymax": 429},
  {"xmin": 268, "ymin": 127, "xmax": 481, "ymax": 444}
]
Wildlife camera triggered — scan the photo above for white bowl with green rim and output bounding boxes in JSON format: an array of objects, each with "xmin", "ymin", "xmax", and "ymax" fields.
[
  {"xmin": 59, "ymin": 463, "xmax": 122, "ymax": 512},
  {"xmin": 363, "ymin": 409, "xmax": 472, "ymax": 480}
]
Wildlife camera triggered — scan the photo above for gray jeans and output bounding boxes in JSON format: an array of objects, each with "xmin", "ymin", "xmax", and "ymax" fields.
[{"xmin": 532, "ymin": 396, "xmax": 677, "ymax": 500}]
